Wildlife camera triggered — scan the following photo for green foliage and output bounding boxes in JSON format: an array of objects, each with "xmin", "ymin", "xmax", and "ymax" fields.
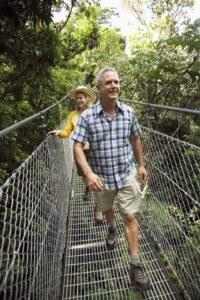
[
  {"xmin": 0, "ymin": 0, "xmax": 109, "ymax": 184},
  {"xmin": 120, "ymin": 0, "xmax": 200, "ymax": 142},
  {"xmin": 184, "ymin": 121, "xmax": 200, "ymax": 146},
  {"xmin": 0, "ymin": 0, "xmax": 57, "ymax": 27},
  {"xmin": 143, "ymin": 199, "xmax": 200, "ymax": 295},
  {"xmin": 79, "ymin": 27, "xmax": 127, "ymax": 87}
]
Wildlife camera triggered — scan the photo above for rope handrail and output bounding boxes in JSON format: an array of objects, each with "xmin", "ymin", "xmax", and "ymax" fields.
[
  {"xmin": 0, "ymin": 95, "xmax": 69, "ymax": 138},
  {"xmin": 121, "ymin": 98, "xmax": 200, "ymax": 115}
]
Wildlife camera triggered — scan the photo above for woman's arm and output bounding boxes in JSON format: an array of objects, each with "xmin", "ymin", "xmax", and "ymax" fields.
[{"xmin": 47, "ymin": 112, "xmax": 75, "ymax": 138}]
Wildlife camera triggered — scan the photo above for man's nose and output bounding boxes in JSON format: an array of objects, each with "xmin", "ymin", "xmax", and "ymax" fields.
[{"xmin": 111, "ymin": 81, "xmax": 116, "ymax": 87}]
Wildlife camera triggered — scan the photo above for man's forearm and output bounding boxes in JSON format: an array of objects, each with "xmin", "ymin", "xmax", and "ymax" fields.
[
  {"xmin": 132, "ymin": 136, "xmax": 148, "ymax": 184},
  {"xmin": 73, "ymin": 142, "xmax": 104, "ymax": 191},
  {"xmin": 132, "ymin": 136, "xmax": 144, "ymax": 167},
  {"xmin": 73, "ymin": 142, "xmax": 92, "ymax": 176}
]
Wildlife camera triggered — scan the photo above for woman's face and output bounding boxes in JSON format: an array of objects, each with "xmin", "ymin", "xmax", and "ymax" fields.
[{"xmin": 75, "ymin": 92, "xmax": 88, "ymax": 111}]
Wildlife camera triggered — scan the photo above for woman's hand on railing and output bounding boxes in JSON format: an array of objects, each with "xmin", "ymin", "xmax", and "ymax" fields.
[{"xmin": 47, "ymin": 130, "xmax": 61, "ymax": 137}]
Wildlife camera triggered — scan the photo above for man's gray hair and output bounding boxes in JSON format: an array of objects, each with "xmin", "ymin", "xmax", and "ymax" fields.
[{"xmin": 96, "ymin": 67, "xmax": 119, "ymax": 87}]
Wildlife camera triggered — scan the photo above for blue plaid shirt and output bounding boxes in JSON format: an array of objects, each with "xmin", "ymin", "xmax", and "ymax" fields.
[{"xmin": 72, "ymin": 100, "xmax": 141, "ymax": 190}]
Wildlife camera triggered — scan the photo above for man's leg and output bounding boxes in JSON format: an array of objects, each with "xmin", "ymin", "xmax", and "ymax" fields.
[
  {"xmin": 83, "ymin": 186, "xmax": 90, "ymax": 201},
  {"xmin": 121, "ymin": 212, "xmax": 139, "ymax": 256},
  {"xmin": 94, "ymin": 204, "xmax": 103, "ymax": 224},
  {"xmin": 121, "ymin": 212, "xmax": 150, "ymax": 290},
  {"xmin": 104, "ymin": 207, "xmax": 117, "ymax": 250},
  {"xmin": 117, "ymin": 169, "xmax": 150, "ymax": 291},
  {"xmin": 104, "ymin": 206, "xmax": 115, "ymax": 225},
  {"xmin": 83, "ymin": 186, "xmax": 103, "ymax": 223},
  {"xmin": 93, "ymin": 190, "xmax": 117, "ymax": 249}
]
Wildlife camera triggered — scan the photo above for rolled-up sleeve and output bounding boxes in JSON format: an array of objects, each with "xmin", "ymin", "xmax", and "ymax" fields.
[{"xmin": 71, "ymin": 115, "xmax": 88, "ymax": 145}]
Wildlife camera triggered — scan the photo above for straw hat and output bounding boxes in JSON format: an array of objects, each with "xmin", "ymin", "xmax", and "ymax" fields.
[{"xmin": 70, "ymin": 86, "xmax": 96, "ymax": 104}]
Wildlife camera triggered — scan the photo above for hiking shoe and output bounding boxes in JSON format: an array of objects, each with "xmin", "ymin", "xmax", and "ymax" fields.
[
  {"xmin": 106, "ymin": 227, "xmax": 117, "ymax": 250},
  {"xmin": 130, "ymin": 263, "xmax": 151, "ymax": 291},
  {"xmin": 83, "ymin": 187, "xmax": 90, "ymax": 201},
  {"xmin": 94, "ymin": 207, "xmax": 103, "ymax": 224}
]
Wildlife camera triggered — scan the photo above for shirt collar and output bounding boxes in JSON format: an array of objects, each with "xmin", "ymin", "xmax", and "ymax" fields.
[{"xmin": 96, "ymin": 99, "xmax": 124, "ymax": 115}]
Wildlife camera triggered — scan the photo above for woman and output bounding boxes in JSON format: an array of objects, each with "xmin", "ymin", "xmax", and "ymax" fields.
[{"xmin": 48, "ymin": 86, "xmax": 103, "ymax": 224}]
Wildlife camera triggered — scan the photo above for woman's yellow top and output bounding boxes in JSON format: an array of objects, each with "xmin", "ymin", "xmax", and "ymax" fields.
[{"xmin": 58, "ymin": 111, "xmax": 80, "ymax": 138}]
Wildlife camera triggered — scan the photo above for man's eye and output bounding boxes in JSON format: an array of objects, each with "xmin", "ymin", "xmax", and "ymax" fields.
[{"xmin": 105, "ymin": 81, "xmax": 119, "ymax": 85}]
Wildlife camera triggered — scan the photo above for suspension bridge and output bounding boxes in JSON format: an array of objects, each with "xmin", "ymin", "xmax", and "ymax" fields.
[{"xmin": 0, "ymin": 98, "xmax": 199, "ymax": 300}]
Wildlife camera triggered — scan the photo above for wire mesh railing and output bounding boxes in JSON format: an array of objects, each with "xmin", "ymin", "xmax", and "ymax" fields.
[
  {"xmin": 121, "ymin": 99, "xmax": 200, "ymax": 116},
  {"xmin": 141, "ymin": 127, "xmax": 200, "ymax": 300},
  {"xmin": 0, "ymin": 130, "xmax": 73, "ymax": 300}
]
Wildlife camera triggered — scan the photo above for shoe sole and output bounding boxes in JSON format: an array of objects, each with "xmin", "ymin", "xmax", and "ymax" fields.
[
  {"xmin": 135, "ymin": 283, "xmax": 151, "ymax": 291},
  {"xmin": 95, "ymin": 219, "xmax": 103, "ymax": 224},
  {"xmin": 130, "ymin": 277, "xmax": 151, "ymax": 291}
]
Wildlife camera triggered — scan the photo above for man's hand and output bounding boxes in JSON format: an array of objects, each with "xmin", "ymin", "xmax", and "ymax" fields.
[
  {"xmin": 47, "ymin": 130, "xmax": 60, "ymax": 137},
  {"xmin": 85, "ymin": 171, "xmax": 104, "ymax": 192},
  {"xmin": 138, "ymin": 166, "xmax": 148, "ymax": 185}
]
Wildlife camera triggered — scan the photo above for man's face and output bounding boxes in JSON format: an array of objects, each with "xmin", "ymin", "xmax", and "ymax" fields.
[{"xmin": 98, "ymin": 71, "xmax": 120, "ymax": 101}]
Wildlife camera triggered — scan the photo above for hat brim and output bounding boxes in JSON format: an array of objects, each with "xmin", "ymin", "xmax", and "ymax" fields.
[{"xmin": 70, "ymin": 86, "xmax": 96, "ymax": 104}]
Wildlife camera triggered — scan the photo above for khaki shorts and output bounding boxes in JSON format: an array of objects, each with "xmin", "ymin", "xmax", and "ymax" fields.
[{"xmin": 93, "ymin": 168, "xmax": 141, "ymax": 214}]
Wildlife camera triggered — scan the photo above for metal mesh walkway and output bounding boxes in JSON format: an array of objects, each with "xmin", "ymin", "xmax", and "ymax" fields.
[{"xmin": 62, "ymin": 170, "xmax": 180, "ymax": 300}]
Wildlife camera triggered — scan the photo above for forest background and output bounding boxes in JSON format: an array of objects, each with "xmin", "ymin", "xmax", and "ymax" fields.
[{"xmin": 0, "ymin": 0, "xmax": 200, "ymax": 185}]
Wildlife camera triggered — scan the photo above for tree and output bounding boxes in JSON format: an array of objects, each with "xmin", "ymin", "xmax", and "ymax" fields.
[
  {"xmin": 0, "ymin": 0, "xmax": 114, "ymax": 184},
  {"xmin": 120, "ymin": 0, "xmax": 199, "ymax": 139},
  {"xmin": 76, "ymin": 26, "xmax": 127, "ymax": 86}
]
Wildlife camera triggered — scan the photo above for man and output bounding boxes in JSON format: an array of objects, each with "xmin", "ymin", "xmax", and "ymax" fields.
[{"xmin": 72, "ymin": 67, "xmax": 150, "ymax": 291}]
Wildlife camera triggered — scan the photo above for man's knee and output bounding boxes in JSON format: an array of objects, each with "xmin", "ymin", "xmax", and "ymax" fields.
[{"xmin": 122, "ymin": 213, "xmax": 138, "ymax": 225}]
